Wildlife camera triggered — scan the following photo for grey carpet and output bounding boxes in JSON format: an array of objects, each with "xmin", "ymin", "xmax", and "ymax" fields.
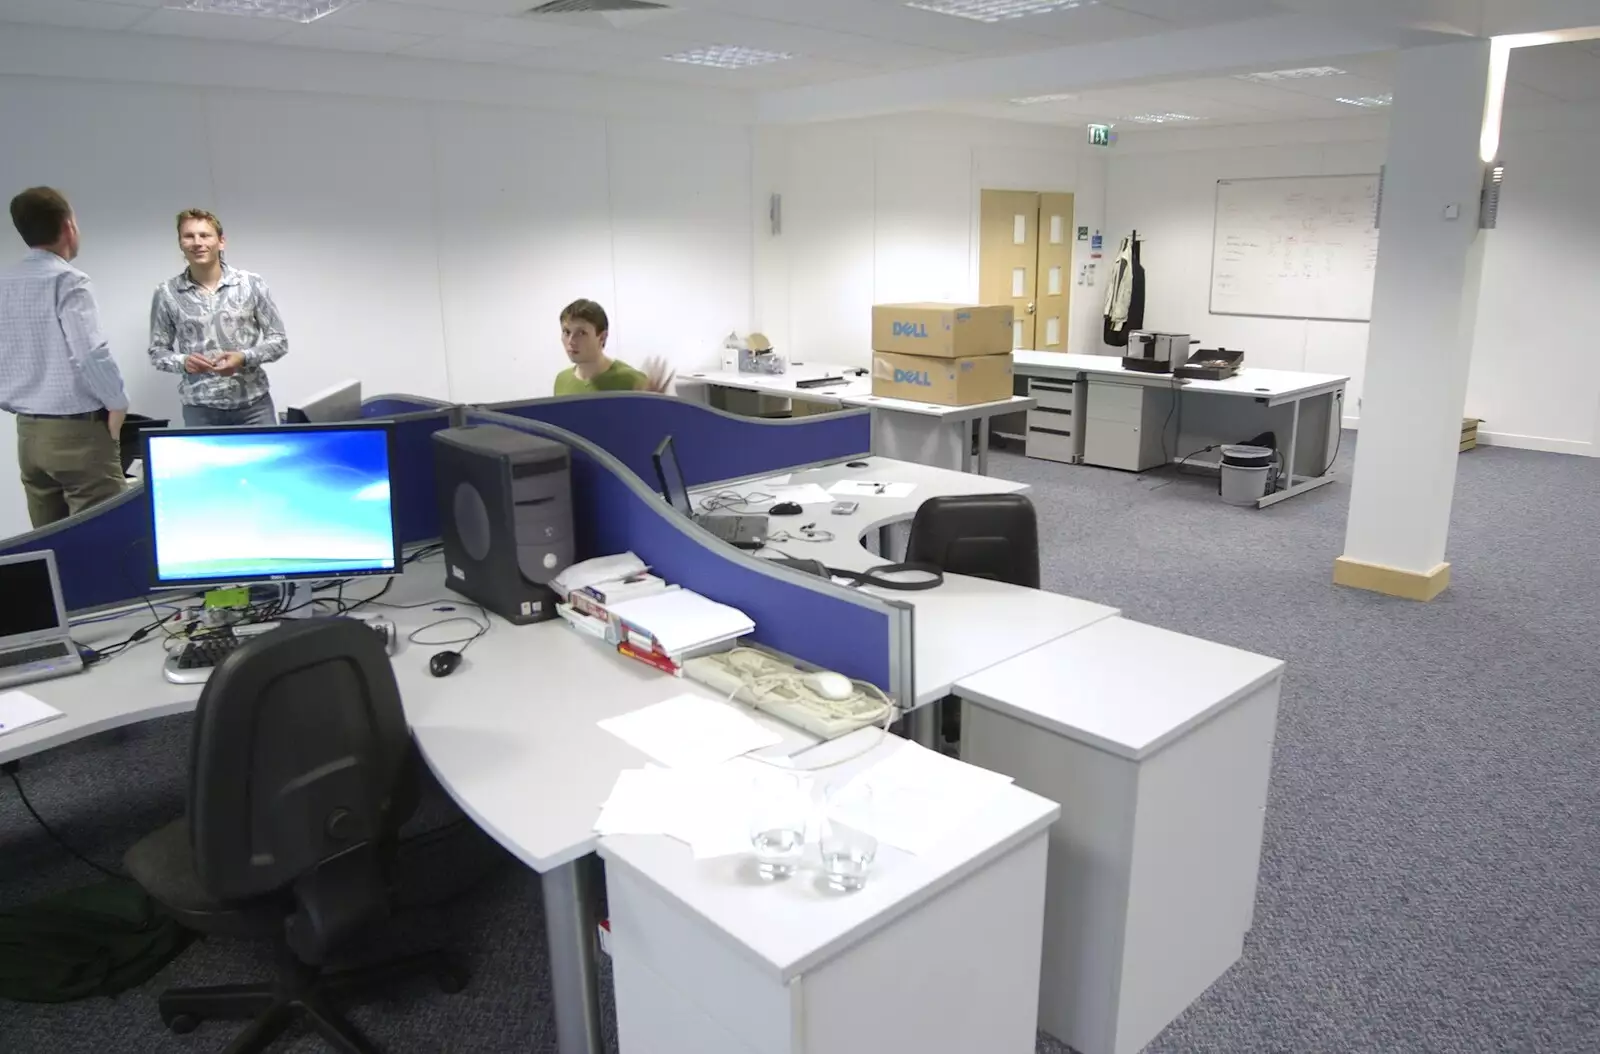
[{"xmin": 3, "ymin": 435, "xmax": 1598, "ymax": 1054}]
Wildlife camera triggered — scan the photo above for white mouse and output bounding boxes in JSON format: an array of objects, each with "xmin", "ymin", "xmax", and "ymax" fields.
[{"xmin": 804, "ymin": 671, "xmax": 854, "ymax": 701}]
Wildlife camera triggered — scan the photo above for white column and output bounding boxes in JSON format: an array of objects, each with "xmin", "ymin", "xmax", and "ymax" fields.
[{"xmin": 1337, "ymin": 39, "xmax": 1499, "ymax": 601}]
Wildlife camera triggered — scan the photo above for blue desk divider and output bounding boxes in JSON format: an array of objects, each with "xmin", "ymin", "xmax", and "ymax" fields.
[
  {"xmin": 363, "ymin": 393, "xmax": 454, "ymax": 418},
  {"xmin": 486, "ymin": 393, "xmax": 870, "ymax": 489},
  {"xmin": 472, "ymin": 410, "xmax": 908, "ymax": 694},
  {"xmin": 0, "ymin": 408, "xmax": 455, "ymax": 613}
]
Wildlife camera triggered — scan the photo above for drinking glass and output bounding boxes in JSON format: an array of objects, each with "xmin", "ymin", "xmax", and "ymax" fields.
[
  {"xmin": 748, "ymin": 776, "xmax": 809, "ymax": 881},
  {"xmin": 820, "ymin": 785, "xmax": 878, "ymax": 892}
]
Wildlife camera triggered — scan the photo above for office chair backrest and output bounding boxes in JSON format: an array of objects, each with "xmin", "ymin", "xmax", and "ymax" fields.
[
  {"xmin": 188, "ymin": 618, "xmax": 412, "ymax": 904},
  {"xmin": 905, "ymin": 494, "xmax": 1041, "ymax": 589}
]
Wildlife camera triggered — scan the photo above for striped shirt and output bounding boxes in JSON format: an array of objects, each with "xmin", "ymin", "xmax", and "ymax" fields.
[
  {"xmin": 148, "ymin": 264, "xmax": 288, "ymax": 409},
  {"xmin": 0, "ymin": 249, "xmax": 130, "ymax": 416}
]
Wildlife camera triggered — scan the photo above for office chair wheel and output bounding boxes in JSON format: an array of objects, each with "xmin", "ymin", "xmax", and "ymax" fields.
[
  {"xmin": 161, "ymin": 1011, "xmax": 200, "ymax": 1035},
  {"xmin": 434, "ymin": 964, "xmax": 469, "ymax": 995}
]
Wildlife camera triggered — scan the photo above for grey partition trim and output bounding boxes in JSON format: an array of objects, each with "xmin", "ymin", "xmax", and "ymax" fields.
[{"xmin": 469, "ymin": 409, "xmax": 911, "ymax": 705}]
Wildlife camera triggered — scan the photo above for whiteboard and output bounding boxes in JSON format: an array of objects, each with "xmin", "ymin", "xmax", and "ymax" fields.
[{"xmin": 1209, "ymin": 174, "xmax": 1381, "ymax": 322}]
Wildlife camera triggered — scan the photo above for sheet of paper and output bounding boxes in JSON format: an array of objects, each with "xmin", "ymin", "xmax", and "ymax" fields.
[
  {"xmin": 606, "ymin": 591, "xmax": 754, "ymax": 656},
  {"xmin": 594, "ymin": 759, "xmax": 813, "ymax": 860},
  {"xmin": 0, "ymin": 691, "xmax": 63, "ymax": 738},
  {"xmin": 828, "ymin": 480, "xmax": 917, "ymax": 499},
  {"xmin": 758, "ymin": 474, "xmax": 792, "ymax": 486},
  {"xmin": 838, "ymin": 741, "xmax": 1014, "ymax": 856},
  {"xmin": 599, "ymin": 694, "xmax": 781, "ymax": 769},
  {"xmin": 761, "ymin": 483, "xmax": 834, "ymax": 506}
]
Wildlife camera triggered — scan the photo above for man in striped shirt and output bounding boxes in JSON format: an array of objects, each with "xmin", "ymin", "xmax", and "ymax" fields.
[
  {"xmin": 148, "ymin": 208, "xmax": 288, "ymax": 427},
  {"xmin": 0, "ymin": 187, "xmax": 130, "ymax": 528}
]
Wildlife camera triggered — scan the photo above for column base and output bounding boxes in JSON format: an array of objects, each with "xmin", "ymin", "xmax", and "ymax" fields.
[{"xmin": 1333, "ymin": 557, "xmax": 1450, "ymax": 601}]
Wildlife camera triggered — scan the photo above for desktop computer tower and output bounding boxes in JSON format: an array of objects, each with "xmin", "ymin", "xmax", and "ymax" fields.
[{"xmin": 432, "ymin": 424, "xmax": 574, "ymax": 625}]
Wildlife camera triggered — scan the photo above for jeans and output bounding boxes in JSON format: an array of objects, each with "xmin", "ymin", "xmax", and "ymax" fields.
[{"xmin": 181, "ymin": 395, "xmax": 277, "ymax": 428}]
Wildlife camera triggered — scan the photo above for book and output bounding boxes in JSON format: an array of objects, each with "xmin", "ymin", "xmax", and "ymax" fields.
[
  {"xmin": 576, "ymin": 573, "xmax": 673, "ymax": 607},
  {"xmin": 607, "ymin": 590, "xmax": 754, "ymax": 661},
  {"xmin": 618, "ymin": 639, "xmax": 681, "ymax": 677}
]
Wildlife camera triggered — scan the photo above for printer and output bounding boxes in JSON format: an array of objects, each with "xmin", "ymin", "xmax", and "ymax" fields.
[{"xmin": 1122, "ymin": 331, "xmax": 1194, "ymax": 375}]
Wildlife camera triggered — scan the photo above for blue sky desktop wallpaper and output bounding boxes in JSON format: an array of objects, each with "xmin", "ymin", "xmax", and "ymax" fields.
[{"xmin": 147, "ymin": 429, "xmax": 397, "ymax": 584}]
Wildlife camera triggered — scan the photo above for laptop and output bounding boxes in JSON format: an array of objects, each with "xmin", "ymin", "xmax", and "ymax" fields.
[
  {"xmin": 0, "ymin": 550, "xmax": 83, "ymax": 690},
  {"xmin": 651, "ymin": 435, "xmax": 768, "ymax": 550}
]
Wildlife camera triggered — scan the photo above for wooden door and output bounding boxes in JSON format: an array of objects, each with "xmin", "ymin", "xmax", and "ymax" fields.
[
  {"xmin": 1035, "ymin": 193, "xmax": 1075, "ymax": 353},
  {"xmin": 979, "ymin": 190, "xmax": 1041, "ymax": 351}
]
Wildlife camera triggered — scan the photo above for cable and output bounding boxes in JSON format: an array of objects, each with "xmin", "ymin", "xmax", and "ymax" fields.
[
  {"xmin": 766, "ymin": 524, "xmax": 836, "ymax": 545},
  {"xmin": 4, "ymin": 765, "xmax": 122, "ymax": 879},
  {"xmin": 1319, "ymin": 392, "xmax": 1346, "ymax": 476},
  {"xmin": 407, "ymin": 602, "xmax": 491, "ymax": 653},
  {"xmin": 697, "ymin": 490, "xmax": 775, "ymax": 513}
]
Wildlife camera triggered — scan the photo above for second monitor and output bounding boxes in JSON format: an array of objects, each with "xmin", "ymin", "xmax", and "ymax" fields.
[{"xmin": 284, "ymin": 379, "xmax": 362, "ymax": 424}]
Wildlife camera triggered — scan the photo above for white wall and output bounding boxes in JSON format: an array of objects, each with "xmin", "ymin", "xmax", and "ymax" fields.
[
  {"xmin": 0, "ymin": 28, "xmax": 755, "ymax": 537},
  {"xmin": 1104, "ymin": 108, "xmax": 1600, "ymax": 454},
  {"xmin": 753, "ymin": 113, "xmax": 1108, "ymax": 367}
]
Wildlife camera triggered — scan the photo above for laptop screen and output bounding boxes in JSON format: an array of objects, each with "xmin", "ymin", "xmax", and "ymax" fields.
[
  {"xmin": 652, "ymin": 435, "xmax": 694, "ymax": 518},
  {"xmin": 0, "ymin": 555, "xmax": 62, "ymax": 641}
]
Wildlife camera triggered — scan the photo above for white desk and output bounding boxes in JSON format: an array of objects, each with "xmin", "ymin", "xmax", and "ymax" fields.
[
  {"xmin": 1012, "ymin": 351, "xmax": 1348, "ymax": 506},
  {"xmin": 698, "ymin": 457, "xmax": 1120, "ymax": 708},
  {"xmin": 954, "ymin": 617, "xmax": 1284, "ymax": 1054},
  {"xmin": 675, "ymin": 363, "xmax": 1034, "ymax": 476},
  {"xmin": 600, "ymin": 736, "xmax": 1060, "ymax": 1054}
]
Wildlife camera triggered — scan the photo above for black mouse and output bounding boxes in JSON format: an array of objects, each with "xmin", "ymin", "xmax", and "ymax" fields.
[
  {"xmin": 770, "ymin": 501, "xmax": 804, "ymax": 516},
  {"xmin": 846, "ymin": 461, "xmax": 868, "ymax": 468},
  {"xmin": 429, "ymin": 650, "xmax": 463, "ymax": 678}
]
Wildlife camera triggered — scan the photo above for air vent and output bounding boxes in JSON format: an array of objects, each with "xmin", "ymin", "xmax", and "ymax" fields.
[{"xmin": 528, "ymin": 0, "xmax": 669, "ymax": 13}]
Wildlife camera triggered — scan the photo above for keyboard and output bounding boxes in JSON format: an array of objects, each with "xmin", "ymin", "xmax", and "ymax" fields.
[
  {"xmin": 0, "ymin": 641, "xmax": 71, "ymax": 670},
  {"xmin": 163, "ymin": 635, "xmax": 244, "ymax": 685},
  {"xmin": 683, "ymin": 649, "xmax": 893, "ymax": 740}
]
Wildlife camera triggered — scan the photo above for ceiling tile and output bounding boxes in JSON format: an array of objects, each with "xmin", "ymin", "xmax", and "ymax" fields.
[
  {"xmin": 604, "ymin": 10, "xmax": 965, "ymax": 68},
  {"xmin": 383, "ymin": 0, "xmax": 534, "ymax": 13},
  {"xmin": 1012, "ymin": 3, "xmax": 1172, "ymax": 44},
  {"xmin": 131, "ymin": 7, "xmax": 298, "ymax": 42},
  {"xmin": 318, "ymin": 1, "xmax": 479, "ymax": 35},
  {"xmin": 275, "ymin": 23, "xmax": 429, "ymax": 53},
  {"xmin": 1268, "ymin": 72, "xmax": 1391, "ymax": 100},
  {"xmin": 0, "ymin": 0, "xmax": 151, "ymax": 31},
  {"xmin": 455, "ymin": 15, "xmax": 603, "ymax": 48},
  {"xmin": 1107, "ymin": 0, "xmax": 1283, "ymax": 25},
  {"xmin": 1507, "ymin": 41, "xmax": 1600, "ymax": 103},
  {"xmin": 396, "ymin": 34, "xmax": 534, "ymax": 62},
  {"xmin": 694, "ymin": 0, "xmax": 1045, "ymax": 55}
]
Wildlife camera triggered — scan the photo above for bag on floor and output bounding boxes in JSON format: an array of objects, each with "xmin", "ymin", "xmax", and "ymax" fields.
[{"xmin": 0, "ymin": 878, "xmax": 191, "ymax": 1003}]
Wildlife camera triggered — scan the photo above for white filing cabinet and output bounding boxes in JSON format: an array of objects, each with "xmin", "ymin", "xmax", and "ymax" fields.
[
  {"xmin": 1025, "ymin": 376, "xmax": 1086, "ymax": 464},
  {"xmin": 1083, "ymin": 379, "xmax": 1174, "ymax": 472}
]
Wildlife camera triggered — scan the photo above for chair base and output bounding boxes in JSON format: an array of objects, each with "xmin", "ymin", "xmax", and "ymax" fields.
[{"xmin": 158, "ymin": 947, "xmax": 465, "ymax": 1054}]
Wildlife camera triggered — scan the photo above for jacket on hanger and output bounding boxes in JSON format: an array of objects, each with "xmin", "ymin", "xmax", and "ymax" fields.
[{"xmin": 1102, "ymin": 235, "xmax": 1147, "ymax": 348}]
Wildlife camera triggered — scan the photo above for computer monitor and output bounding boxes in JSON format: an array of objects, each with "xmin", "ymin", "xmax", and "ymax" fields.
[
  {"xmin": 283, "ymin": 379, "xmax": 362, "ymax": 424},
  {"xmin": 651, "ymin": 435, "xmax": 694, "ymax": 516},
  {"xmin": 142, "ymin": 423, "xmax": 401, "ymax": 588}
]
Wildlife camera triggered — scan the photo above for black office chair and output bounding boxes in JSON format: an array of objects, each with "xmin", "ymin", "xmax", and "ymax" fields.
[
  {"xmin": 124, "ymin": 618, "xmax": 465, "ymax": 1054},
  {"xmin": 905, "ymin": 494, "xmax": 1040, "ymax": 589},
  {"xmin": 905, "ymin": 495, "xmax": 1041, "ymax": 748}
]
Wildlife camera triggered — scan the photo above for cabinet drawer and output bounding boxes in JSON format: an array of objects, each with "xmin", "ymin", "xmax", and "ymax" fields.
[
  {"xmin": 1083, "ymin": 421, "xmax": 1142, "ymax": 470},
  {"xmin": 1026, "ymin": 425, "xmax": 1082, "ymax": 465},
  {"xmin": 1027, "ymin": 407, "xmax": 1076, "ymax": 433},
  {"xmin": 1027, "ymin": 379, "xmax": 1079, "ymax": 412},
  {"xmin": 1087, "ymin": 380, "xmax": 1148, "ymax": 412}
]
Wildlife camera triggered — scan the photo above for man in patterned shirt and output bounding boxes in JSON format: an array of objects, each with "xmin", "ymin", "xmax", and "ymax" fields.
[
  {"xmin": 148, "ymin": 209, "xmax": 288, "ymax": 427},
  {"xmin": 0, "ymin": 187, "xmax": 130, "ymax": 527}
]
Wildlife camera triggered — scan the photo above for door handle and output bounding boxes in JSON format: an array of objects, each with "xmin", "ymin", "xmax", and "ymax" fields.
[{"xmin": 1027, "ymin": 302, "xmax": 1036, "ymax": 315}]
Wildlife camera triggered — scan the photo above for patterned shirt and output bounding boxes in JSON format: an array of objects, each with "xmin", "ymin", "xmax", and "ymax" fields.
[
  {"xmin": 0, "ymin": 249, "xmax": 129, "ymax": 416},
  {"xmin": 148, "ymin": 264, "xmax": 288, "ymax": 409}
]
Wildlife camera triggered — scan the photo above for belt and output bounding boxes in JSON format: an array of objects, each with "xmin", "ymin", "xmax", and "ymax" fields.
[{"xmin": 19, "ymin": 409, "xmax": 106, "ymax": 421}]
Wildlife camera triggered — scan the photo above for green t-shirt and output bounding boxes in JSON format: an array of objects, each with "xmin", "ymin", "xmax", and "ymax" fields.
[{"xmin": 554, "ymin": 360, "xmax": 646, "ymax": 395}]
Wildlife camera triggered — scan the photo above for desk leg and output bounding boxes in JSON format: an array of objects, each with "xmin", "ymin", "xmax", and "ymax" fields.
[
  {"xmin": 959, "ymin": 419, "xmax": 975, "ymax": 474},
  {"xmin": 877, "ymin": 525, "xmax": 894, "ymax": 560},
  {"xmin": 977, "ymin": 416, "xmax": 991, "ymax": 476},
  {"xmin": 902, "ymin": 705, "xmax": 939, "ymax": 748},
  {"xmin": 542, "ymin": 858, "xmax": 604, "ymax": 1054}
]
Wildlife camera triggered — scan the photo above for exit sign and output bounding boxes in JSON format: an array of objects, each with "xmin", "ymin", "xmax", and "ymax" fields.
[{"xmin": 1087, "ymin": 124, "xmax": 1114, "ymax": 147}]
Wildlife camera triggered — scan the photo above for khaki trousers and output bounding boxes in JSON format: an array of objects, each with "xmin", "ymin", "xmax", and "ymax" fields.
[{"xmin": 16, "ymin": 414, "xmax": 124, "ymax": 528}]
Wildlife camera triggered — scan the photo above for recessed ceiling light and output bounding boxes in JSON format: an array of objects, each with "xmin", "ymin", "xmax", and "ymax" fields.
[
  {"xmin": 1010, "ymin": 93, "xmax": 1079, "ymax": 105},
  {"xmin": 1122, "ymin": 112, "xmax": 1201, "ymax": 124},
  {"xmin": 905, "ymin": 0, "xmax": 1099, "ymax": 24},
  {"xmin": 163, "ymin": 0, "xmax": 357, "ymax": 22},
  {"xmin": 1336, "ymin": 94, "xmax": 1393, "ymax": 108},
  {"xmin": 662, "ymin": 45, "xmax": 794, "ymax": 69},
  {"xmin": 1236, "ymin": 66, "xmax": 1347, "ymax": 82}
]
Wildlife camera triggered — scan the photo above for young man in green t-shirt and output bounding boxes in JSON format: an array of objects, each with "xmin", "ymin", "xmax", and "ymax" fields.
[{"xmin": 552, "ymin": 299, "xmax": 674, "ymax": 395}]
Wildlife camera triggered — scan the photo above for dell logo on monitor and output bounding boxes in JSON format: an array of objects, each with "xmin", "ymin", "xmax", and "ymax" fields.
[
  {"xmin": 892, "ymin": 321, "xmax": 929, "ymax": 338},
  {"xmin": 893, "ymin": 368, "xmax": 932, "ymax": 386}
]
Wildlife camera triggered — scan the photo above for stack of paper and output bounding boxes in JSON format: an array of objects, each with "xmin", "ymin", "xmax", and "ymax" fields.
[
  {"xmin": 608, "ymin": 590, "xmax": 754, "ymax": 660},
  {"xmin": 835, "ymin": 741, "xmax": 1014, "ymax": 856},
  {"xmin": 594, "ymin": 759, "xmax": 813, "ymax": 860},
  {"xmin": 829, "ymin": 480, "xmax": 917, "ymax": 499},
  {"xmin": 761, "ymin": 483, "xmax": 835, "ymax": 507},
  {"xmin": 0, "ymin": 691, "xmax": 63, "ymax": 738},
  {"xmin": 598, "ymin": 694, "xmax": 781, "ymax": 769}
]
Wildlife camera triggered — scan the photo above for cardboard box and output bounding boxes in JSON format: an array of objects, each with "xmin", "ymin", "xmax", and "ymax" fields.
[
  {"xmin": 872, "ymin": 352, "xmax": 1014, "ymax": 407},
  {"xmin": 871, "ymin": 303, "xmax": 1014, "ymax": 359}
]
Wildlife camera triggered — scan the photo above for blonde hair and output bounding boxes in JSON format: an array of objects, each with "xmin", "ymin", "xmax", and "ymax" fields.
[{"xmin": 175, "ymin": 208, "xmax": 223, "ymax": 237}]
